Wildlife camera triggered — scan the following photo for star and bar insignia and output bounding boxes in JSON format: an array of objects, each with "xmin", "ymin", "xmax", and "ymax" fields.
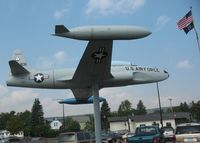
[{"xmin": 91, "ymin": 47, "xmax": 108, "ymax": 64}]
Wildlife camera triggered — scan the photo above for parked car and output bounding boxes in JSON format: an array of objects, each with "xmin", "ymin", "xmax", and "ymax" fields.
[
  {"xmin": 128, "ymin": 125, "xmax": 165, "ymax": 143},
  {"xmin": 175, "ymin": 122, "xmax": 200, "ymax": 142},
  {"xmin": 161, "ymin": 126, "xmax": 175, "ymax": 142},
  {"xmin": 122, "ymin": 132, "xmax": 134, "ymax": 143},
  {"xmin": 31, "ymin": 137, "xmax": 47, "ymax": 143},
  {"xmin": 0, "ymin": 138, "xmax": 8, "ymax": 143},
  {"xmin": 101, "ymin": 131, "xmax": 122, "ymax": 143},
  {"xmin": 122, "ymin": 132, "xmax": 134, "ymax": 139},
  {"xmin": 58, "ymin": 132, "xmax": 95, "ymax": 143}
]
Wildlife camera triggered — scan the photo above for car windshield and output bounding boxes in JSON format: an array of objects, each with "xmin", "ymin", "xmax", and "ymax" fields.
[
  {"xmin": 162, "ymin": 127, "xmax": 174, "ymax": 132},
  {"xmin": 176, "ymin": 125, "xmax": 200, "ymax": 134},
  {"xmin": 58, "ymin": 133, "xmax": 76, "ymax": 142},
  {"xmin": 136, "ymin": 127, "xmax": 158, "ymax": 136}
]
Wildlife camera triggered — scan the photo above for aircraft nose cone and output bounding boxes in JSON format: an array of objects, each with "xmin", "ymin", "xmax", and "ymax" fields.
[{"xmin": 163, "ymin": 70, "xmax": 169, "ymax": 79}]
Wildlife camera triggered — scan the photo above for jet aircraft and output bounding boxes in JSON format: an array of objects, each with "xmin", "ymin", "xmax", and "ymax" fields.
[{"xmin": 6, "ymin": 25, "xmax": 169, "ymax": 143}]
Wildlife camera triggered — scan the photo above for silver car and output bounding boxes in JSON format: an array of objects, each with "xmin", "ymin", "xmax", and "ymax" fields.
[
  {"xmin": 175, "ymin": 123, "xmax": 200, "ymax": 142},
  {"xmin": 161, "ymin": 126, "xmax": 175, "ymax": 142}
]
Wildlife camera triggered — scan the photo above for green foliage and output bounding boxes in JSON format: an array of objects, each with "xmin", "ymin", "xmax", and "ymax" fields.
[
  {"xmin": 118, "ymin": 100, "xmax": 134, "ymax": 116},
  {"xmin": 0, "ymin": 99, "xmax": 50, "ymax": 137},
  {"xmin": 101, "ymin": 100, "xmax": 111, "ymax": 131},
  {"xmin": 63, "ymin": 117, "xmax": 80, "ymax": 132},
  {"xmin": 46, "ymin": 130, "xmax": 59, "ymax": 138},
  {"xmin": 84, "ymin": 115, "xmax": 94, "ymax": 132},
  {"xmin": 110, "ymin": 111, "xmax": 118, "ymax": 117},
  {"xmin": 31, "ymin": 98, "xmax": 44, "ymax": 126},
  {"xmin": 30, "ymin": 98, "xmax": 49, "ymax": 137},
  {"xmin": 6, "ymin": 116, "xmax": 23, "ymax": 135},
  {"xmin": 167, "ymin": 102, "xmax": 190, "ymax": 113},
  {"xmin": 190, "ymin": 101, "xmax": 200, "ymax": 121},
  {"xmin": 18, "ymin": 110, "xmax": 32, "ymax": 136},
  {"xmin": 0, "ymin": 113, "xmax": 10, "ymax": 130},
  {"xmin": 31, "ymin": 124, "xmax": 50, "ymax": 137},
  {"xmin": 0, "ymin": 111, "xmax": 16, "ymax": 130},
  {"xmin": 135, "ymin": 100, "xmax": 147, "ymax": 115},
  {"xmin": 180, "ymin": 102, "xmax": 190, "ymax": 112}
]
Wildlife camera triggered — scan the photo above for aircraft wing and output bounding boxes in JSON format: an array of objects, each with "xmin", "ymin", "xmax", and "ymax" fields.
[
  {"xmin": 72, "ymin": 40, "xmax": 113, "ymax": 99},
  {"xmin": 71, "ymin": 88, "xmax": 91, "ymax": 99}
]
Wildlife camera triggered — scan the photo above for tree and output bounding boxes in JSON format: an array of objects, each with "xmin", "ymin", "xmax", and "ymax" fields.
[
  {"xmin": 18, "ymin": 110, "xmax": 32, "ymax": 136},
  {"xmin": 31, "ymin": 98, "xmax": 48, "ymax": 137},
  {"xmin": 180, "ymin": 102, "xmax": 190, "ymax": 112},
  {"xmin": 84, "ymin": 115, "xmax": 94, "ymax": 132},
  {"xmin": 63, "ymin": 117, "xmax": 80, "ymax": 132},
  {"xmin": 118, "ymin": 100, "xmax": 134, "ymax": 116},
  {"xmin": 101, "ymin": 100, "xmax": 111, "ymax": 131},
  {"xmin": 190, "ymin": 101, "xmax": 200, "ymax": 121},
  {"xmin": 110, "ymin": 111, "xmax": 118, "ymax": 117},
  {"xmin": 6, "ymin": 116, "xmax": 23, "ymax": 134},
  {"xmin": 31, "ymin": 98, "xmax": 44, "ymax": 126},
  {"xmin": 135, "ymin": 100, "xmax": 146, "ymax": 115},
  {"xmin": 0, "ymin": 111, "xmax": 16, "ymax": 130},
  {"xmin": 172, "ymin": 106, "xmax": 181, "ymax": 112}
]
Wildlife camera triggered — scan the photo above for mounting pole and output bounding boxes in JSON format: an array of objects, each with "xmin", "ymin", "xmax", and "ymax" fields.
[
  {"xmin": 92, "ymin": 83, "xmax": 102, "ymax": 143},
  {"xmin": 157, "ymin": 82, "xmax": 163, "ymax": 128}
]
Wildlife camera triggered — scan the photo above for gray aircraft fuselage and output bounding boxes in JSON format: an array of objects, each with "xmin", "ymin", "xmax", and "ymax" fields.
[{"xmin": 7, "ymin": 64, "xmax": 169, "ymax": 89}]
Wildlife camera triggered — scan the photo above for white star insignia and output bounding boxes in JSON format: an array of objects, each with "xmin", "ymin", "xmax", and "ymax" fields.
[
  {"xmin": 92, "ymin": 48, "xmax": 108, "ymax": 64},
  {"xmin": 34, "ymin": 73, "xmax": 44, "ymax": 83}
]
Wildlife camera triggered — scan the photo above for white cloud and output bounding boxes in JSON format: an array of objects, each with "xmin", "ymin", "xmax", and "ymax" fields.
[
  {"xmin": 0, "ymin": 88, "xmax": 39, "ymax": 113},
  {"xmin": 85, "ymin": 0, "xmax": 145, "ymax": 15},
  {"xmin": 156, "ymin": 15, "xmax": 171, "ymax": 30},
  {"xmin": 54, "ymin": 51, "xmax": 66, "ymax": 63},
  {"xmin": 54, "ymin": 9, "xmax": 68, "ymax": 20},
  {"xmin": 0, "ymin": 84, "xmax": 8, "ymax": 96},
  {"xmin": 100, "ymin": 86, "xmax": 159, "ymax": 111},
  {"xmin": 176, "ymin": 60, "xmax": 192, "ymax": 69},
  {"xmin": 36, "ymin": 57, "xmax": 53, "ymax": 69},
  {"xmin": 36, "ymin": 51, "xmax": 66, "ymax": 69}
]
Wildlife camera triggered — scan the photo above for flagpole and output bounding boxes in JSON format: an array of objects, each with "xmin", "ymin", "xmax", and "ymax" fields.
[{"xmin": 190, "ymin": 6, "xmax": 200, "ymax": 53}]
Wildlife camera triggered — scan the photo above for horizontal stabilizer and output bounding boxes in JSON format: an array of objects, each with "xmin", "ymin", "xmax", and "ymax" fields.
[
  {"xmin": 9, "ymin": 60, "xmax": 30, "ymax": 75},
  {"xmin": 55, "ymin": 25, "xmax": 69, "ymax": 34}
]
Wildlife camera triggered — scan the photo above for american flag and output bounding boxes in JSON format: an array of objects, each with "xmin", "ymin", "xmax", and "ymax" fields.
[{"xmin": 177, "ymin": 10, "xmax": 193, "ymax": 30}]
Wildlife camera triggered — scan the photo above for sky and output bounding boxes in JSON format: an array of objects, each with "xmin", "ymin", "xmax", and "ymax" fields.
[{"xmin": 0, "ymin": 0, "xmax": 200, "ymax": 117}]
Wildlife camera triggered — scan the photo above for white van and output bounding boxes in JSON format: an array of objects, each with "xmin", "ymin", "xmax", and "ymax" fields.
[{"xmin": 175, "ymin": 123, "xmax": 200, "ymax": 142}]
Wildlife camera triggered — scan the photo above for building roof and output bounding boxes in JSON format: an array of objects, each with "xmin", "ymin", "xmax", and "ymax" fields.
[
  {"xmin": 108, "ymin": 112, "xmax": 191, "ymax": 122},
  {"xmin": 45, "ymin": 114, "xmax": 90, "ymax": 123}
]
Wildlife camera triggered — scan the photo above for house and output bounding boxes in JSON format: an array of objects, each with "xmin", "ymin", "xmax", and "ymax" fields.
[
  {"xmin": 108, "ymin": 112, "xmax": 191, "ymax": 132},
  {"xmin": 50, "ymin": 119, "xmax": 62, "ymax": 130},
  {"xmin": 46, "ymin": 114, "xmax": 90, "ymax": 130},
  {"xmin": 0, "ymin": 130, "xmax": 24, "ymax": 139},
  {"xmin": 0, "ymin": 130, "xmax": 10, "ymax": 139}
]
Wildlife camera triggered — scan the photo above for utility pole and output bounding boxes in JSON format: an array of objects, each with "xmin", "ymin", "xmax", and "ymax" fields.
[
  {"xmin": 53, "ymin": 99, "xmax": 65, "ymax": 130},
  {"xmin": 62, "ymin": 103, "xmax": 65, "ymax": 130},
  {"xmin": 156, "ymin": 82, "xmax": 163, "ymax": 128},
  {"xmin": 168, "ymin": 98, "xmax": 175, "ymax": 119},
  {"xmin": 168, "ymin": 98, "xmax": 174, "ymax": 113}
]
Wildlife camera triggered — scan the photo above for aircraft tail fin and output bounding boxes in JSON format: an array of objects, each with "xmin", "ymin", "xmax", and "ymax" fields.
[
  {"xmin": 55, "ymin": 25, "xmax": 69, "ymax": 34},
  {"xmin": 9, "ymin": 50, "xmax": 30, "ymax": 75}
]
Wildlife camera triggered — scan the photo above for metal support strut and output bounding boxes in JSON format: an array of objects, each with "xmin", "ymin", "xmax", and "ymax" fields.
[{"xmin": 92, "ymin": 84, "xmax": 102, "ymax": 143}]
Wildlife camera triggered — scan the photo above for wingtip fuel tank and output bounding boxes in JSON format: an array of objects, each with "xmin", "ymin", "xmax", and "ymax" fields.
[
  {"xmin": 53, "ymin": 25, "xmax": 151, "ymax": 40},
  {"xmin": 58, "ymin": 96, "xmax": 106, "ymax": 104}
]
